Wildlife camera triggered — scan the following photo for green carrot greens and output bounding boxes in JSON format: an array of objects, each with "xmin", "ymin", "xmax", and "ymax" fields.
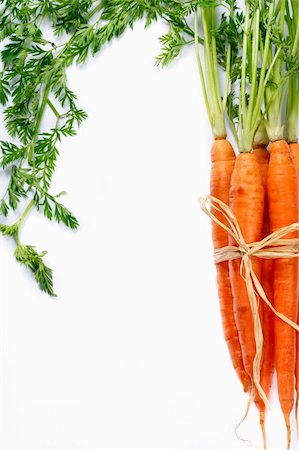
[
  {"xmin": 285, "ymin": 0, "xmax": 299, "ymax": 143},
  {"xmin": 0, "ymin": 0, "xmax": 180, "ymax": 295},
  {"xmin": 0, "ymin": 0, "xmax": 298, "ymax": 296},
  {"xmin": 0, "ymin": 0, "xmax": 219, "ymax": 295}
]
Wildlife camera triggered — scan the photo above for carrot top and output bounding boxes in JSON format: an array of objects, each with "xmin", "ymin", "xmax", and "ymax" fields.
[
  {"xmin": 285, "ymin": 0, "xmax": 299, "ymax": 143},
  {"xmin": 194, "ymin": 4, "xmax": 229, "ymax": 139},
  {"xmin": 227, "ymin": 0, "xmax": 278, "ymax": 152}
]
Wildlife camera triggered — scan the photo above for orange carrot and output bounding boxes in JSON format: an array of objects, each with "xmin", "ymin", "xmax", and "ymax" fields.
[
  {"xmin": 253, "ymin": 146, "xmax": 275, "ymax": 443},
  {"xmin": 210, "ymin": 139, "xmax": 250, "ymax": 392},
  {"xmin": 267, "ymin": 139, "xmax": 298, "ymax": 449},
  {"xmin": 288, "ymin": 142, "xmax": 299, "ymax": 428},
  {"xmin": 289, "ymin": 142, "xmax": 299, "ymax": 168},
  {"xmin": 228, "ymin": 152, "xmax": 264, "ymax": 385}
]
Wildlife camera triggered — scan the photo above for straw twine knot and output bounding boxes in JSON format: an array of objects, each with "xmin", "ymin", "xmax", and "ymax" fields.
[{"xmin": 200, "ymin": 195, "xmax": 299, "ymax": 408}]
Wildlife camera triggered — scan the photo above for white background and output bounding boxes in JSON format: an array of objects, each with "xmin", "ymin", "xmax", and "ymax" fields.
[{"xmin": 0, "ymin": 20, "xmax": 293, "ymax": 450}]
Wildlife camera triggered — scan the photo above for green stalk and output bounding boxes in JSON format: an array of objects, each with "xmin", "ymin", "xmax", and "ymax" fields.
[
  {"xmin": 291, "ymin": 0, "xmax": 299, "ymax": 23},
  {"xmin": 244, "ymin": 9, "xmax": 259, "ymax": 141},
  {"xmin": 194, "ymin": 11, "xmax": 212, "ymax": 125},
  {"xmin": 28, "ymin": 79, "xmax": 51, "ymax": 165},
  {"xmin": 263, "ymin": 47, "xmax": 282, "ymax": 91},
  {"xmin": 15, "ymin": 199, "xmax": 35, "ymax": 246},
  {"xmin": 87, "ymin": 1, "xmax": 103, "ymax": 21},
  {"xmin": 47, "ymin": 98, "xmax": 62, "ymax": 118},
  {"xmin": 222, "ymin": 43, "xmax": 231, "ymax": 111},
  {"xmin": 247, "ymin": 34, "xmax": 253, "ymax": 85},
  {"xmin": 286, "ymin": 0, "xmax": 299, "ymax": 142},
  {"xmin": 210, "ymin": 8, "xmax": 222, "ymax": 112},
  {"xmin": 292, "ymin": 23, "xmax": 299, "ymax": 56},
  {"xmin": 250, "ymin": 2, "xmax": 274, "ymax": 134},
  {"xmin": 28, "ymin": 3, "xmax": 103, "ymax": 166},
  {"xmin": 239, "ymin": 1, "xmax": 250, "ymax": 137},
  {"xmin": 19, "ymin": 199, "xmax": 35, "ymax": 225},
  {"xmin": 286, "ymin": 74, "xmax": 298, "ymax": 142},
  {"xmin": 238, "ymin": 0, "xmax": 276, "ymax": 152},
  {"xmin": 201, "ymin": 8, "xmax": 217, "ymax": 103},
  {"xmin": 265, "ymin": 0, "xmax": 286, "ymax": 141},
  {"xmin": 199, "ymin": 7, "xmax": 226, "ymax": 138}
]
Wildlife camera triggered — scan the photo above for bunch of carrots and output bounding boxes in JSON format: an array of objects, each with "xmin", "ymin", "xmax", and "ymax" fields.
[
  {"xmin": 0, "ymin": 0, "xmax": 298, "ymax": 448},
  {"xmin": 195, "ymin": 0, "xmax": 299, "ymax": 448}
]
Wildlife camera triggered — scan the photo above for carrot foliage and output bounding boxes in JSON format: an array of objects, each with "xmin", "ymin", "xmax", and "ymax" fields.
[
  {"xmin": 1, "ymin": 0, "xmax": 297, "ymax": 294},
  {"xmin": 0, "ymin": 0, "xmax": 223, "ymax": 295}
]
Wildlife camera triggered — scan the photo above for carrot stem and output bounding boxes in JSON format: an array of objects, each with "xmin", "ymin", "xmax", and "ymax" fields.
[
  {"xmin": 194, "ymin": 10, "xmax": 212, "ymax": 126},
  {"xmin": 265, "ymin": 0, "xmax": 286, "ymax": 141},
  {"xmin": 194, "ymin": 6, "xmax": 226, "ymax": 138},
  {"xmin": 238, "ymin": 0, "xmax": 275, "ymax": 152},
  {"xmin": 286, "ymin": 0, "xmax": 299, "ymax": 143}
]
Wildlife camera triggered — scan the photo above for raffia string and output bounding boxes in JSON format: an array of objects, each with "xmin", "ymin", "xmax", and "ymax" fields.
[{"xmin": 200, "ymin": 195, "xmax": 299, "ymax": 409}]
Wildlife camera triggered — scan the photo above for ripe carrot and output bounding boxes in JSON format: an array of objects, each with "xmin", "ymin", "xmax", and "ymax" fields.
[
  {"xmin": 288, "ymin": 142, "xmax": 299, "ymax": 428},
  {"xmin": 289, "ymin": 142, "xmax": 299, "ymax": 167},
  {"xmin": 267, "ymin": 139, "xmax": 298, "ymax": 449},
  {"xmin": 253, "ymin": 146, "xmax": 274, "ymax": 445},
  {"xmin": 210, "ymin": 139, "xmax": 250, "ymax": 392},
  {"xmin": 228, "ymin": 152, "xmax": 264, "ymax": 385}
]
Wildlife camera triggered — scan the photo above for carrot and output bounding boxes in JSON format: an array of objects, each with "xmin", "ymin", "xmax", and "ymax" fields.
[
  {"xmin": 267, "ymin": 139, "xmax": 298, "ymax": 449},
  {"xmin": 288, "ymin": 142, "xmax": 299, "ymax": 429},
  {"xmin": 253, "ymin": 146, "xmax": 275, "ymax": 444},
  {"xmin": 210, "ymin": 139, "xmax": 249, "ymax": 392},
  {"xmin": 289, "ymin": 142, "xmax": 299, "ymax": 167},
  {"xmin": 285, "ymin": 0, "xmax": 299, "ymax": 431},
  {"xmin": 195, "ymin": 2, "xmax": 250, "ymax": 392},
  {"xmin": 228, "ymin": 152, "xmax": 264, "ymax": 385}
]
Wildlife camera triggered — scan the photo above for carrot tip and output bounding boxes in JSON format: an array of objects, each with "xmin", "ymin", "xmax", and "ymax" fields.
[
  {"xmin": 296, "ymin": 392, "xmax": 299, "ymax": 442},
  {"xmin": 234, "ymin": 393, "xmax": 253, "ymax": 447},
  {"xmin": 283, "ymin": 413, "xmax": 291, "ymax": 450},
  {"xmin": 259, "ymin": 411, "xmax": 267, "ymax": 450}
]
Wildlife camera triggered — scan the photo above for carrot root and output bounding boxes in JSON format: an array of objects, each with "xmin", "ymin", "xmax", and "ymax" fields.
[
  {"xmin": 284, "ymin": 413, "xmax": 291, "ymax": 450},
  {"xmin": 296, "ymin": 391, "xmax": 299, "ymax": 442},
  {"xmin": 234, "ymin": 391, "xmax": 253, "ymax": 446},
  {"xmin": 259, "ymin": 411, "xmax": 267, "ymax": 450}
]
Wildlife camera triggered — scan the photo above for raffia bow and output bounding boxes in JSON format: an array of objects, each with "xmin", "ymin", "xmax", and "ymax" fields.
[{"xmin": 200, "ymin": 195, "xmax": 299, "ymax": 408}]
